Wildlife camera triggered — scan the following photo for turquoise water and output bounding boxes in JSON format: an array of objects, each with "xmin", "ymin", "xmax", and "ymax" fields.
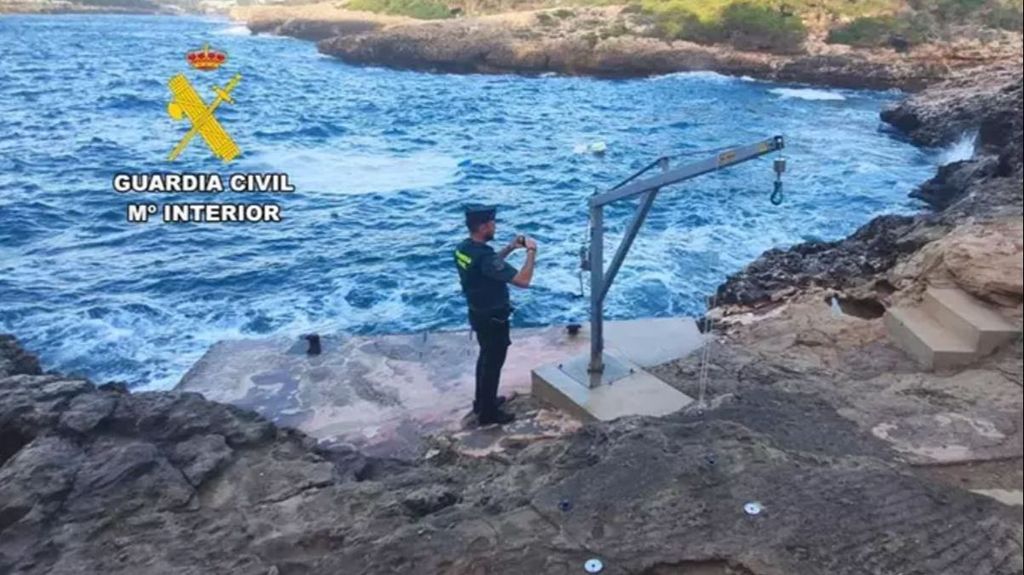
[{"xmin": 0, "ymin": 15, "xmax": 937, "ymax": 389}]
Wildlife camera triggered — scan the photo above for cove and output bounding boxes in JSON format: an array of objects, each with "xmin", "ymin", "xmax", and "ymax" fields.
[{"xmin": 0, "ymin": 15, "xmax": 940, "ymax": 389}]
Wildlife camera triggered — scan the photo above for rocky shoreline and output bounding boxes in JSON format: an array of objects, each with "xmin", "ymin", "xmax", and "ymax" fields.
[
  {"xmin": 235, "ymin": 5, "xmax": 1022, "ymax": 91},
  {"xmin": 715, "ymin": 64, "xmax": 1022, "ymax": 313},
  {"xmin": 3, "ymin": 21, "xmax": 1023, "ymax": 573},
  {"xmin": 3, "ymin": 327, "xmax": 1022, "ymax": 573}
]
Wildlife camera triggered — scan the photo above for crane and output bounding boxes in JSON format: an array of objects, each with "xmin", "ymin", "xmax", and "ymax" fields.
[{"xmin": 582, "ymin": 135, "xmax": 787, "ymax": 382}]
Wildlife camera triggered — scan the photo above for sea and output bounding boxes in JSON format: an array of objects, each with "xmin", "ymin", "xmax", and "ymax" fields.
[{"xmin": 0, "ymin": 15, "xmax": 944, "ymax": 389}]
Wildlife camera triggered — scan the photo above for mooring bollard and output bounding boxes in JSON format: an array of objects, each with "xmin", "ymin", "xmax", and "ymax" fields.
[{"xmin": 305, "ymin": 333, "xmax": 321, "ymax": 356}]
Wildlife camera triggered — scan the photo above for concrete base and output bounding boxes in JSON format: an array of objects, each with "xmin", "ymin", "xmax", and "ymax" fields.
[
  {"xmin": 533, "ymin": 353, "xmax": 693, "ymax": 422},
  {"xmin": 176, "ymin": 316, "xmax": 701, "ymax": 457},
  {"xmin": 531, "ymin": 317, "xmax": 702, "ymax": 421}
]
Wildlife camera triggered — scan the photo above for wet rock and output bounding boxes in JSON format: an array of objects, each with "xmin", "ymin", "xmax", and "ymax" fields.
[
  {"xmin": 775, "ymin": 54, "xmax": 944, "ymax": 90},
  {"xmin": 314, "ymin": 441, "xmax": 372, "ymax": 480},
  {"xmin": 0, "ymin": 334, "xmax": 41, "ymax": 377},
  {"xmin": 715, "ymin": 214, "xmax": 925, "ymax": 306},
  {"xmin": 912, "ymin": 156, "xmax": 999, "ymax": 210},
  {"xmin": 881, "ymin": 65, "xmax": 1022, "ymax": 151}
]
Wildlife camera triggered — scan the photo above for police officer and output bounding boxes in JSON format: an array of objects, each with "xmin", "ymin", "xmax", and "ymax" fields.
[{"xmin": 454, "ymin": 205, "xmax": 537, "ymax": 425}]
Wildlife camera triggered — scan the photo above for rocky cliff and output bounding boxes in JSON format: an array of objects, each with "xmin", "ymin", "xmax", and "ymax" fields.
[
  {"xmin": 315, "ymin": 19, "xmax": 947, "ymax": 89},
  {"xmin": 236, "ymin": 4, "xmax": 1022, "ymax": 90},
  {"xmin": 3, "ymin": 331, "xmax": 1022, "ymax": 574}
]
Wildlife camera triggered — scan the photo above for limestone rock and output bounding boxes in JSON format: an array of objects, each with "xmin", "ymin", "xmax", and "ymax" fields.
[
  {"xmin": 312, "ymin": 12, "xmax": 989, "ymax": 90},
  {"xmin": 108, "ymin": 390, "xmax": 275, "ymax": 447},
  {"xmin": 58, "ymin": 389, "xmax": 119, "ymax": 434},
  {"xmin": 1, "ymin": 374, "xmax": 93, "ymax": 442},
  {"xmin": 1, "ymin": 325, "xmax": 1023, "ymax": 574},
  {"xmin": 0, "ymin": 435, "xmax": 82, "ymax": 527},
  {"xmin": 63, "ymin": 439, "xmax": 195, "ymax": 521},
  {"xmin": 893, "ymin": 217, "xmax": 1024, "ymax": 308},
  {"xmin": 401, "ymin": 485, "xmax": 459, "ymax": 517},
  {"xmin": 249, "ymin": 18, "xmax": 381, "ymax": 42},
  {"xmin": 168, "ymin": 433, "xmax": 233, "ymax": 487}
]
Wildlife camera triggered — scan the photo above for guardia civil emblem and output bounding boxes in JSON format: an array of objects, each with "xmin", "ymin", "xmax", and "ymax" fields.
[{"xmin": 166, "ymin": 43, "xmax": 242, "ymax": 163}]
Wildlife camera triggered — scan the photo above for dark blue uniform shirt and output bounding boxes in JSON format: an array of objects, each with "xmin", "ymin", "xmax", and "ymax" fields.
[{"xmin": 454, "ymin": 239, "xmax": 518, "ymax": 312}]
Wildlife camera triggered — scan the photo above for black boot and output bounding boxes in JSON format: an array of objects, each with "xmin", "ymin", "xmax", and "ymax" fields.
[
  {"xmin": 478, "ymin": 408, "xmax": 515, "ymax": 426},
  {"xmin": 472, "ymin": 395, "xmax": 506, "ymax": 414}
]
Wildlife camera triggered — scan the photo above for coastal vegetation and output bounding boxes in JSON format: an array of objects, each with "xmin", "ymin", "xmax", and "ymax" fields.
[
  {"xmin": 647, "ymin": 1, "xmax": 808, "ymax": 53},
  {"xmin": 825, "ymin": 0, "xmax": 1023, "ymax": 47},
  {"xmin": 328, "ymin": 0, "xmax": 1021, "ymax": 54},
  {"xmin": 347, "ymin": 0, "xmax": 451, "ymax": 19}
]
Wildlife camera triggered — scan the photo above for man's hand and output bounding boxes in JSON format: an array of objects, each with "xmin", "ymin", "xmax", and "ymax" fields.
[
  {"xmin": 510, "ymin": 237, "xmax": 538, "ymax": 288},
  {"xmin": 498, "ymin": 236, "xmax": 523, "ymax": 259},
  {"xmin": 499, "ymin": 235, "xmax": 529, "ymax": 259}
]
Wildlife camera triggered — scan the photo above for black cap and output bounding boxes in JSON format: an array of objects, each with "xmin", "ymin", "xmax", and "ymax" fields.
[{"xmin": 464, "ymin": 204, "xmax": 496, "ymax": 229}]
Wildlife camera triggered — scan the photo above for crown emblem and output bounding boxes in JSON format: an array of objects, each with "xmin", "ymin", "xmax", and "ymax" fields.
[{"xmin": 186, "ymin": 43, "xmax": 227, "ymax": 71}]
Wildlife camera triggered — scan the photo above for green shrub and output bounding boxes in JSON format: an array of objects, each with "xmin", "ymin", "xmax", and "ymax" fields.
[
  {"xmin": 348, "ymin": 0, "xmax": 451, "ymax": 19},
  {"xmin": 717, "ymin": 2, "xmax": 808, "ymax": 53},
  {"xmin": 930, "ymin": 0, "xmax": 988, "ymax": 21},
  {"xmin": 651, "ymin": 6, "xmax": 708, "ymax": 41},
  {"xmin": 649, "ymin": 1, "xmax": 806, "ymax": 53},
  {"xmin": 536, "ymin": 12, "xmax": 557, "ymax": 25},
  {"xmin": 827, "ymin": 15, "xmax": 898, "ymax": 45},
  {"xmin": 984, "ymin": 0, "xmax": 1023, "ymax": 30},
  {"xmin": 553, "ymin": 8, "xmax": 575, "ymax": 18},
  {"xmin": 826, "ymin": 14, "xmax": 930, "ymax": 46},
  {"xmin": 599, "ymin": 21, "xmax": 632, "ymax": 38}
]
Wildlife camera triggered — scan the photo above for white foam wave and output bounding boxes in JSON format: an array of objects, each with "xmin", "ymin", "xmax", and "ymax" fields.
[
  {"xmin": 649, "ymin": 70, "xmax": 736, "ymax": 84},
  {"xmin": 215, "ymin": 25, "xmax": 252, "ymax": 36},
  {"xmin": 243, "ymin": 147, "xmax": 459, "ymax": 194},
  {"xmin": 937, "ymin": 132, "xmax": 977, "ymax": 165},
  {"xmin": 769, "ymin": 88, "xmax": 846, "ymax": 101}
]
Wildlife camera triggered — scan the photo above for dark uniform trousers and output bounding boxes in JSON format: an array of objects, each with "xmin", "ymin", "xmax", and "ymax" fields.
[{"xmin": 469, "ymin": 306, "xmax": 512, "ymax": 415}]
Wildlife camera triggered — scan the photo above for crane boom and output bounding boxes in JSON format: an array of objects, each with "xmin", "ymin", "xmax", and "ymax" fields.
[{"xmin": 585, "ymin": 135, "xmax": 786, "ymax": 379}]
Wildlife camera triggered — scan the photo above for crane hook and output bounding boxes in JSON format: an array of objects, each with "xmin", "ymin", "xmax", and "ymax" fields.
[
  {"xmin": 771, "ymin": 180, "xmax": 784, "ymax": 205},
  {"xmin": 771, "ymin": 156, "xmax": 786, "ymax": 205}
]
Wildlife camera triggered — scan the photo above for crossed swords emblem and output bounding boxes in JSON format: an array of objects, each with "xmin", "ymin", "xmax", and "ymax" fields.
[{"xmin": 166, "ymin": 73, "xmax": 242, "ymax": 163}]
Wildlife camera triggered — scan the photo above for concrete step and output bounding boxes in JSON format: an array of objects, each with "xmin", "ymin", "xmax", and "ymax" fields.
[
  {"xmin": 884, "ymin": 306, "xmax": 976, "ymax": 370},
  {"xmin": 924, "ymin": 287, "xmax": 1019, "ymax": 356}
]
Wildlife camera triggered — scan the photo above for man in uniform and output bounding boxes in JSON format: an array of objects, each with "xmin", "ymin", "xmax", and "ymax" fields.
[{"xmin": 454, "ymin": 205, "xmax": 537, "ymax": 425}]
